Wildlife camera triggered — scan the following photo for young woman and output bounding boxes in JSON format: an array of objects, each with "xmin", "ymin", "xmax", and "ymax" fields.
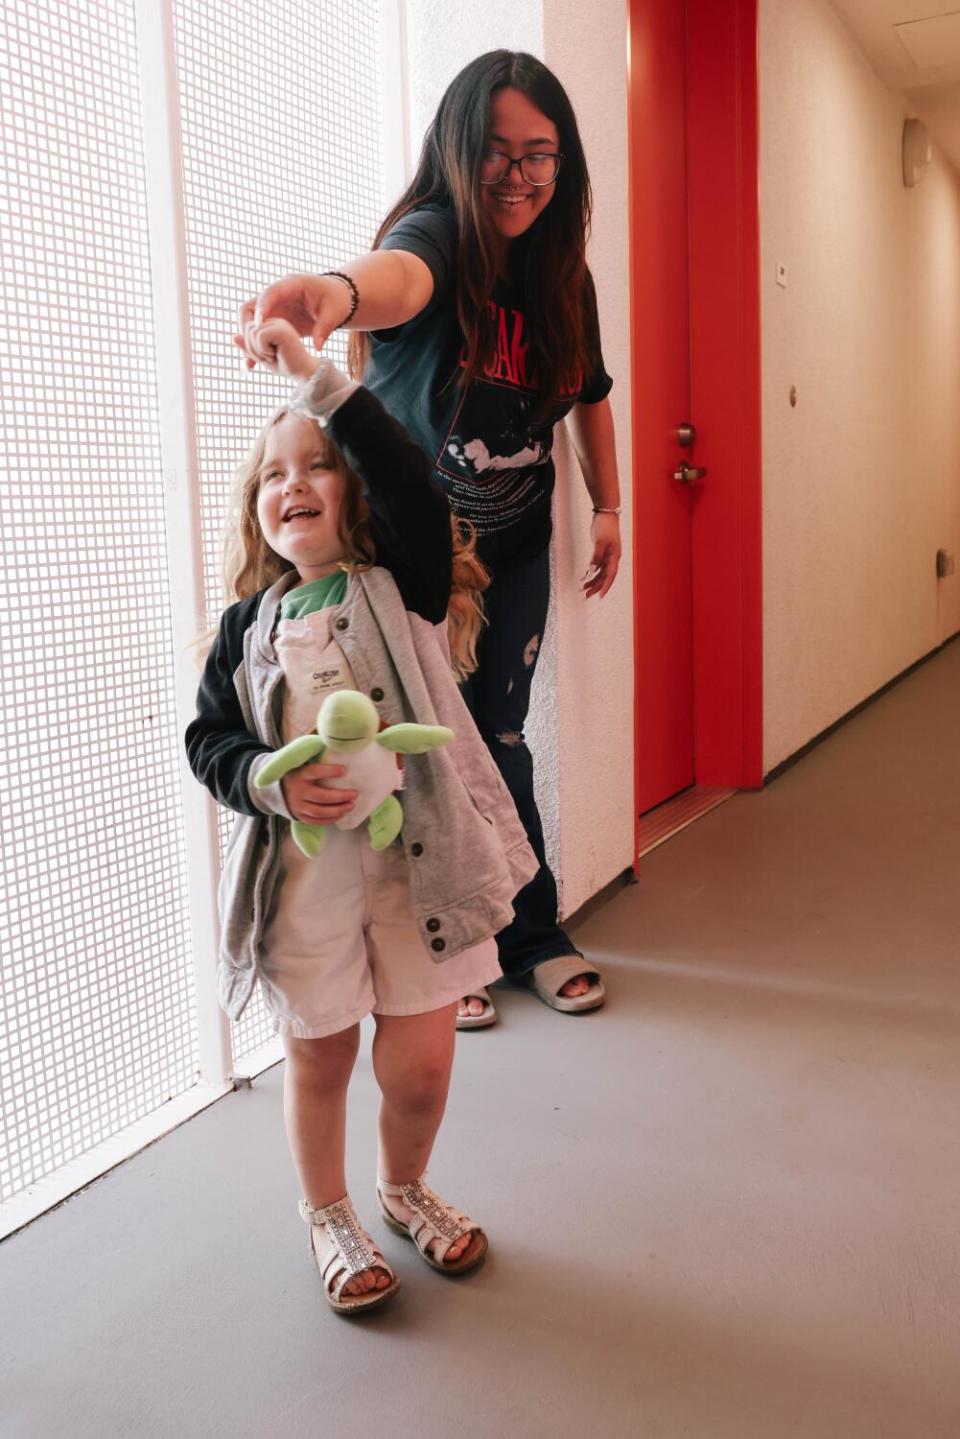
[{"xmin": 236, "ymin": 51, "xmax": 622, "ymax": 1029}]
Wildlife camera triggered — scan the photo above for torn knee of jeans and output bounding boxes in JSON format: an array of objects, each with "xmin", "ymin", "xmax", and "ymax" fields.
[
  {"xmin": 496, "ymin": 730, "xmax": 523, "ymax": 748},
  {"xmin": 522, "ymin": 634, "xmax": 541, "ymax": 668}
]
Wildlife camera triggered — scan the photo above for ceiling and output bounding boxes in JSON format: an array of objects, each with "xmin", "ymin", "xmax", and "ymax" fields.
[{"xmin": 828, "ymin": 2, "xmax": 960, "ymax": 171}]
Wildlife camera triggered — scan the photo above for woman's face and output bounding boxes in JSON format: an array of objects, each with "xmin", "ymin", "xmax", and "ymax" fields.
[{"xmin": 480, "ymin": 85, "xmax": 559, "ymax": 246}]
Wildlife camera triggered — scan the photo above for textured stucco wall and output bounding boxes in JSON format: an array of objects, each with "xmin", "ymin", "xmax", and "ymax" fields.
[
  {"xmin": 403, "ymin": 2, "xmax": 635, "ymax": 914},
  {"xmin": 760, "ymin": 0, "xmax": 960, "ymax": 772}
]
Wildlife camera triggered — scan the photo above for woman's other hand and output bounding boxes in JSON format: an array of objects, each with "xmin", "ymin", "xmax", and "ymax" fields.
[
  {"xmin": 582, "ymin": 512, "xmax": 621, "ymax": 599},
  {"xmin": 233, "ymin": 275, "xmax": 355, "ymax": 370},
  {"xmin": 281, "ymin": 761, "xmax": 358, "ymax": 825}
]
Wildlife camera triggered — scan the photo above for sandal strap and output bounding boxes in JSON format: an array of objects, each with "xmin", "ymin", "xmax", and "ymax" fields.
[
  {"xmin": 530, "ymin": 955, "xmax": 600, "ymax": 996},
  {"xmin": 299, "ymin": 1195, "xmax": 391, "ymax": 1302},
  {"xmin": 378, "ymin": 1175, "xmax": 477, "ymax": 1265}
]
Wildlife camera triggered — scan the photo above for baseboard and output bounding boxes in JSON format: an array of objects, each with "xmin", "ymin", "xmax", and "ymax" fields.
[
  {"xmin": 563, "ymin": 867, "xmax": 637, "ymax": 932},
  {"xmin": 764, "ymin": 629, "xmax": 960, "ymax": 786}
]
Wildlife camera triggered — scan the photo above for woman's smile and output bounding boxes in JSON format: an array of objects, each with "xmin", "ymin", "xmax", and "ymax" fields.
[{"xmin": 481, "ymin": 86, "xmax": 558, "ymax": 242}]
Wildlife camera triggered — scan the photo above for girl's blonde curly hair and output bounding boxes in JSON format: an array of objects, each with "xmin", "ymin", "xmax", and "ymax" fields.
[{"xmin": 213, "ymin": 407, "xmax": 488, "ymax": 682}]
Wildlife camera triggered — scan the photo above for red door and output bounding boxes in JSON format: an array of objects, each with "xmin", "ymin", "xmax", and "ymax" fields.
[
  {"xmin": 629, "ymin": 0, "xmax": 764, "ymax": 838},
  {"xmin": 628, "ymin": 0, "xmax": 694, "ymax": 816}
]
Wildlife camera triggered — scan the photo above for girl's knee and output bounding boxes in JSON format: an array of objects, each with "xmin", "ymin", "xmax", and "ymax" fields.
[
  {"xmin": 382, "ymin": 1057, "xmax": 451, "ymax": 1113},
  {"xmin": 285, "ymin": 1024, "xmax": 360, "ymax": 1083}
]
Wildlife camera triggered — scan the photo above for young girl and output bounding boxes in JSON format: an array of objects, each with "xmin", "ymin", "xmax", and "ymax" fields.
[{"xmin": 185, "ymin": 318, "xmax": 537, "ymax": 1314}]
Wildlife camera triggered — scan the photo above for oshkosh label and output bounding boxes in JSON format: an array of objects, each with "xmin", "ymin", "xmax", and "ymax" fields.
[{"xmin": 310, "ymin": 664, "xmax": 346, "ymax": 695}]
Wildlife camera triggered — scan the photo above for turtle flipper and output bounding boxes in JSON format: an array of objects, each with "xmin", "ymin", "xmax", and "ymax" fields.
[
  {"xmin": 368, "ymin": 794, "xmax": 403, "ymax": 851},
  {"xmin": 376, "ymin": 723, "xmax": 454, "ymax": 755},
  {"xmin": 255, "ymin": 734, "xmax": 327, "ymax": 787},
  {"xmin": 291, "ymin": 820, "xmax": 328, "ymax": 858}
]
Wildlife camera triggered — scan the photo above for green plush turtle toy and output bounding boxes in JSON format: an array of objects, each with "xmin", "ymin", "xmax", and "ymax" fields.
[{"xmin": 254, "ymin": 688, "xmax": 453, "ymax": 858}]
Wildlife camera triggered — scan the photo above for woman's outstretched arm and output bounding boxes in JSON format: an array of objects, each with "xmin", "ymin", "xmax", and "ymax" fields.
[{"xmin": 234, "ymin": 250, "xmax": 435, "ymax": 364}]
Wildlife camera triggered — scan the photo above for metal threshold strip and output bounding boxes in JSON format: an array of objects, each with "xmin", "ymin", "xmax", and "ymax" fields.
[{"xmin": 637, "ymin": 785, "xmax": 736, "ymax": 857}]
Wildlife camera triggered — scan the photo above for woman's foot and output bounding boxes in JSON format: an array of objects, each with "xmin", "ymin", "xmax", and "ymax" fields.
[
  {"xmin": 456, "ymin": 987, "xmax": 497, "ymax": 1029},
  {"xmin": 378, "ymin": 1177, "xmax": 487, "ymax": 1272},
  {"xmin": 456, "ymin": 965, "xmax": 602, "ymax": 1025},
  {"xmin": 558, "ymin": 972, "xmax": 593, "ymax": 998},
  {"xmin": 526, "ymin": 956, "xmax": 606, "ymax": 1013}
]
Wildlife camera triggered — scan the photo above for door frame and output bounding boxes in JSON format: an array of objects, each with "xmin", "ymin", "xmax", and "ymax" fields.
[{"xmin": 628, "ymin": 0, "xmax": 764, "ymax": 864}]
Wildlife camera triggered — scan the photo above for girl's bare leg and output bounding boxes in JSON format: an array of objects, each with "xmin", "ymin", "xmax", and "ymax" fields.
[
  {"xmin": 282, "ymin": 1026, "xmax": 391, "ymax": 1295},
  {"xmin": 372, "ymin": 1004, "xmax": 473, "ymax": 1264}
]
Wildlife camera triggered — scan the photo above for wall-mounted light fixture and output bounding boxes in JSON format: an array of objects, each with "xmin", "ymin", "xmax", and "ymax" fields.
[{"xmin": 902, "ymin": 117, "xmax": 932, "ymax": 188}]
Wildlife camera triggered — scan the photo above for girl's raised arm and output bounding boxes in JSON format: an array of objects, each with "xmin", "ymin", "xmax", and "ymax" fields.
[{"xmin": 235, "ymin": 250, "xmax": 435, "ymax": 365}]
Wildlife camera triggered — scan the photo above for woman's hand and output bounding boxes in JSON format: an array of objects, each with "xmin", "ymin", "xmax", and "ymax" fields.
[
  {"xmin": 281, "ymin": 762, "xmax": 358, "ymax": 825},
  {"xmin": 234, "ymin": 275, "xmax": 355, "ymax": 370},
  {"xmin": 241, "ymin": 318, "xmax": 320, "ymax": 382},
  {"xmin": 582, "ymin": 512, "xmax": 622, "ymax": 599}
]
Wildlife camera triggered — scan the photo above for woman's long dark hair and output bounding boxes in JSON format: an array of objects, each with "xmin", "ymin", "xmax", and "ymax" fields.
[{"xmin": 348, "ymin": 51, "xmax": 595, "ymax": 422}]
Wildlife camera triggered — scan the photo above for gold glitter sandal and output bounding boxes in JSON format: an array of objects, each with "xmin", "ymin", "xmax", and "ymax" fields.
[
  {"xmin": 377, "ymin": 1175, "xmax": 487, "ymax": 1274},
  {"xmin": 299, "ymin": 1195, "xmax": 399, "ymax": 1314}
]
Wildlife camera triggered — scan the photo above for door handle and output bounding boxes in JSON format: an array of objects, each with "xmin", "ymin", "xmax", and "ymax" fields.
[{"xmin": 672, "ymin": 462, "xmax": 707, "ymax": 484}]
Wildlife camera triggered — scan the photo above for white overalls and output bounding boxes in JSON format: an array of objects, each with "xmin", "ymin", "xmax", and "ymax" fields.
[{"xmin": 258, "ymin": 604, "xmax": 501, "ymax": 1039}]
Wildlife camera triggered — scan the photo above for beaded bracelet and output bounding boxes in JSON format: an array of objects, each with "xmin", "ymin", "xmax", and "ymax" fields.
[
  {"xmin": 322, "ymin": 270, "xmax": 360, "ymax": 326},
  {"xmin": 593, "ymin": 505, "xmax": 622, "ymax": 516}
]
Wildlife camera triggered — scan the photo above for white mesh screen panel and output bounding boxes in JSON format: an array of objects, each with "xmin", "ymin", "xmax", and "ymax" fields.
[
  {"xmin": 0, "ymin": 1, "xmax": 197, "ymax": 1203},
  {"xmin": 170, "ymin": 0, "xmax": 385, "ymax": 1063}
]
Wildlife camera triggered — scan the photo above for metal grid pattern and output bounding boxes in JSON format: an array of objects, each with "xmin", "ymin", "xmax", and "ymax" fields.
[
  {"xmin": 171, "ymin": 0, "xmax": 385, "ymax": 1062},
  {"xmin": 0, "ymin": 1, "xmax": 197, "ymax": 1203}
]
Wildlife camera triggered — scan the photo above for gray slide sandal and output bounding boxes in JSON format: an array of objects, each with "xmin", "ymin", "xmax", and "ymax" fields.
[{"xmin": 526, "ymin": 955, "xmax": 606, "ymax": 1013}]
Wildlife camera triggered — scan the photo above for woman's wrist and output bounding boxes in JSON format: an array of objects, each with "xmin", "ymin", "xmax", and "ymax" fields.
[{"xmin": 322, "ymin": 270, "xmax": 360, "ymax": 328}]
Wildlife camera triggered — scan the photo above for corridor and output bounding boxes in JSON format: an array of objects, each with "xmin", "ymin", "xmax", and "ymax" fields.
[{"xmin": 2, "ymin": 642, "xmax": 958, "ymax": 1438}]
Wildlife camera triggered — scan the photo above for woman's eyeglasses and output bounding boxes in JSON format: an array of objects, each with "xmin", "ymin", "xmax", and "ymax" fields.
[{"xmin": 479, "ymin": 150, "xmax": 563, "ymax": 187}]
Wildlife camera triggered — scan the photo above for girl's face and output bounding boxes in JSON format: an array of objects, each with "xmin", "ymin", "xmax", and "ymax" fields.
[
  {"xmin": 480, "ymin": 85, "xmax": 559, "ymax": 248},
  {"xmin": 256, "ymin": 413, "xmax": 347, "ymax": 581}
]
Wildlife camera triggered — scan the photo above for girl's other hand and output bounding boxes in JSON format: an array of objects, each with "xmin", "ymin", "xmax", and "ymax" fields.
[
  {"xmin": 281, "ymin": 761, "xmax": 358, "ymax": 825},
  {"xmin": 582, "ymin": 512, "xmax": 622, "ymax": 599},
  {"xmin": 233, "ymin": 274, "xmax": 354, "ymax": 370},
  {"xmin": 237, "ymin": 318, "xmax": 318, "ymax": 382}
]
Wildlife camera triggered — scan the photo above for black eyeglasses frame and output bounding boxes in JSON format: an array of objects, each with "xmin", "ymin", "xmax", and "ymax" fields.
[{"xmin": 478, "ymin": 150, "xmax": 565, "ymax": 187}]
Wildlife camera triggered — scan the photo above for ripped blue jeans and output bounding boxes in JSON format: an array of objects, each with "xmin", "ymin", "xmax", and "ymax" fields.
[{"xmin": 459, "ymin": 544, "xmax": 582, "ymax": 980}]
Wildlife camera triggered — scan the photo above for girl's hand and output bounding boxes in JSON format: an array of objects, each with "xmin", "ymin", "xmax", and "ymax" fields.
[
  {"xmin": 582, "ymin": 512, "xmax": 622, "ymax": 599},
  {"xmin": 234, "ymin": 274, "xmax": 354, "ymax": 370},
  {"xmin": 281, "ymin": 762, "xmax": 358, "ymax": 825},
  {"xmin": 239, "ymin": 319, "xmax": 318, "ymax": 382}
]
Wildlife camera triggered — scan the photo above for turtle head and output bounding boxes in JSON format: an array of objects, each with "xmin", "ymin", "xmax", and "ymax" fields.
[{"xmin": 316, "ymin": 690, "xmax": 379, "ymax": 753}]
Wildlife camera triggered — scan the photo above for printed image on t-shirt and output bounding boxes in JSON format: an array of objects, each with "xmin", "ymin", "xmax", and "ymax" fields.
[
  {"xmin": 441, "ymin": 390, "xmax": 559, "ymax": 543},
  {"xmin": 436, "ymin": 297, "xmax": 577, "ymax": 545}
]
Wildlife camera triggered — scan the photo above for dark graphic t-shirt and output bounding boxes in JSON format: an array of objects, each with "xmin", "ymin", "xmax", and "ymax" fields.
[{"xmin": 362, "ymin": 204, "xmax": 613, "ymax": 567}]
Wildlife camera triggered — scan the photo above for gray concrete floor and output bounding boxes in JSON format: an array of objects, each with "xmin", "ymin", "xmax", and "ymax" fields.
[{"xmin": 3, "ymin": 642, "xmax": 959, "ymax": 1439}]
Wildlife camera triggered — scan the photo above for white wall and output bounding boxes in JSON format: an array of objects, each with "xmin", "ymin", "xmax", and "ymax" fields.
[
  {"xmin": 403, "ymin": 1, "xmax": 635, "ymax": 915},
  {"xmin": 760, "ymin": 0, "xmax": 960, "ymax": 772}
]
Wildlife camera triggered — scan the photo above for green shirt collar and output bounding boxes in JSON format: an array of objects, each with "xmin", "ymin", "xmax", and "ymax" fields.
[{"xmin": 279, "ymin": 569, "xmax": 348, "ymax": 621}]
